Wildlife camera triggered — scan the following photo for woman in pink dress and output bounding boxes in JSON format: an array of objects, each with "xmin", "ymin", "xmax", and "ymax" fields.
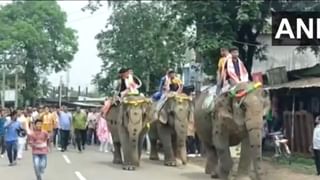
[{"xmin": 96, "ymin": 113, "xmax": 113, "ymax": 152}]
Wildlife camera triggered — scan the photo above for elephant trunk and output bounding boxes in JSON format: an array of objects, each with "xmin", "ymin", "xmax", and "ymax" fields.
[
  {"xmin": 174, "ymin": 119, "xmax": 188, "ymax": 165},
  {"xmin": 245, "ymin": 111, "xmax": 263, "ymax": 180},
  {"xmin": 128, "ymin": 122, "xmax": 143, "ymax": 166}
]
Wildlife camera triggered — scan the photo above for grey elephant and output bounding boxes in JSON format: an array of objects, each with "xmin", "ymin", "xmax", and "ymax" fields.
[
  {"xmin": 105, "ymin": 95, "xmax": 152, "ymax": 170},
  {"xmin": 149, "ymin": 92, "xmax": 193, "ymax": 166},
  {"xmin": 194, "ymin": 82, "xmax": 270, "ymax": 180}
]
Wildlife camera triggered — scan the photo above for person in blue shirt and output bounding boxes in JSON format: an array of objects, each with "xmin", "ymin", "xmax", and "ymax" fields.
[
  {"xmin": 0, "ymin": 109, "xmax": 6, "ymax": 158},
  {"xmin": 57, "ymin": 106, "xmax": 72, "ymax": 152},
  {"xmin": 4, "ymin": 110, "xmax": 21, "ymax": 166}
]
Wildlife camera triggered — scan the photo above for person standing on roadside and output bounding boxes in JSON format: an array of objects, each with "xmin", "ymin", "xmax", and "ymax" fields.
[
  {"xmin": 0, "ymin": 110, "xmax": 6, "ymax": 158},
  {"xmin": 87, "ymin": 109, "xmax": 97, "ymax": 145},
  {"xmin": 73, "ymin": 107, "xmax": 87, "ymax": 152},
  {"xmin": 29, "ymin": 119, "xmax": 49, "ymax": 180},
  {"xmin": 4, "ymin": 111, "xmax": 22, "ymax": 166},
  {"xmin": 17, "ymin": 110, "xmax": 28, "ymax": 160},
  {"xmin": 313, "ymin": 116, "xmax": 320, "ymax": 176},
  {"xmin": 57, "ymin": 106, "xmax": 72, "ymax": 152},
  {"xmin": 50, "ymin": 107, "xmax": 59, "ymax": 148}
]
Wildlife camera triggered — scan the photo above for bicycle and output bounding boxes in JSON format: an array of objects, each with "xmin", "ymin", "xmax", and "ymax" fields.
[{"xmin": 268, "ymin": 131, "xmax": 292, "ymax": 165}]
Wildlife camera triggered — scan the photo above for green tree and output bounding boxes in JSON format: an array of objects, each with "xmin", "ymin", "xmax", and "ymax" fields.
[
  {"xmin": 88, "ymin": 0, "xmax": 320, "ymax": 81},
  {"xmin": 93, "ymin": 2, "xmax": 187, "ymax": 95},
  {"xmin": 0, "ymin": 1, "xmax": 78, "ymax": 105}
]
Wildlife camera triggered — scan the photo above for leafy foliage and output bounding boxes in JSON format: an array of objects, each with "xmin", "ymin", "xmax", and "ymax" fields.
[
  {"xmin": 0, "ymin": 1, "xmax": 78, "ymax": 105},
  {"xmin": 90, "ymin": 0, "xmax": 320, "ymax": 91}
]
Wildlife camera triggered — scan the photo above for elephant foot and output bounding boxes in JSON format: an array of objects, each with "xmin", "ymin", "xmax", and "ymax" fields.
[
  {"xmin": 149, "ymin": 155, "xmax": 160, "ymax": 161},
  {"xmin": 235, "ymin": 175, "xmax": 251, "ymax": 180},
  {"xmin": 211, "ymin": 171, "xmax": 219, "ymax": 179},
  {"xmin": 122, "ymin": 165, "xmax": 136, "ymax": 171},
  {"xmin": 113, "ymin": 159, "xmax": 123, "ymax": 164},
  {"xmin": 216, "ymin": 166, "xmax": 229, "ymax": 180},
  {"xmin": 164, "ymin": 160, "xmax": 177, "ymax": 167}
]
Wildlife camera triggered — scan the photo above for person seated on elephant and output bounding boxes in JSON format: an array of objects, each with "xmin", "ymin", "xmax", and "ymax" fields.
[
  {"xmin": 118, "ymin": 68, "xmax": 142, "ymax": 97},
  {"xmin": 216, "ymin": 47, "xmax": 231, "ymax": 95},
  {"xmin": 220, "ymin": 47, "xmax": 249, "ymax": 94},
  {"xmin": 161, "ymin": 69, "xmax": 183, "ymax": 93},
  {"xmin": 154, "ymin": 69, "xmax": 183, "ymax": 119},
  {"xmin": 101, "ymin": 68, "xmax": 142, "ymax": 117}
]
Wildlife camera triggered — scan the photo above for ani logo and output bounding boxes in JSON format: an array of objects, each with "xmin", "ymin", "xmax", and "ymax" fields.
[{"xmin": 272, "ymin": 12, "xmax": 320, "ymax": 46}]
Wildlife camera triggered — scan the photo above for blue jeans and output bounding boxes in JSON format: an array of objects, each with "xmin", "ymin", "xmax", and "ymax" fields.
[
  {"xmin": 33, "ymin": 154, "xmax": 47, "ymax": 179},
  {"xmin": 6, "ymin": 140, "xmax": 17, "ymax": 164}
]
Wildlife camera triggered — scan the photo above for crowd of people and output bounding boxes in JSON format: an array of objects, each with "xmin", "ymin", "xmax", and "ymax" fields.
[{"xmin": 0, "ymin": 106, "xmax": 114, "ymax": 180}]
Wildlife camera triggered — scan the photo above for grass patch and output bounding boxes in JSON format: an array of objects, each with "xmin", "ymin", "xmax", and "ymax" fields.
[{"xmin": 263, "ymin": 154, "xmax": 316, "ymax": 175}]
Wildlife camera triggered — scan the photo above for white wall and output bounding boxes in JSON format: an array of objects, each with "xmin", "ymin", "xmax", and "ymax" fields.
[{"xmin": 252, "ymin": 34, "xmax": 320, "ymax": 74}]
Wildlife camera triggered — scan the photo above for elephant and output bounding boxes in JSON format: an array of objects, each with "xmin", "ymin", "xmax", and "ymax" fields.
[
  {"xmin": 149, "ymin": 92, "xmax": 193, "ymax": 166},
  {"xmin": 105, "ymin": 95, "xmax": 152, "ymax": 170},
  {"xmin": 194, "ymin": 81, "xmax": 270, "ymax": 180}
]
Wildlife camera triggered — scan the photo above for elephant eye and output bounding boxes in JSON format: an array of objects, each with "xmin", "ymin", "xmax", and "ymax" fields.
[{"xmin": 239, "ymin": 102, "xmax": 246, "ymax": 110}]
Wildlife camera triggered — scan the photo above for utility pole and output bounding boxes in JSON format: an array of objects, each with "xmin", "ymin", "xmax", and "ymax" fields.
[
  {"xmin": 1, "ymin": 65, "xmax": 5, "ymax": 108},
  {"xmin": 66, "ymin": 69, "xmax": 70, "ymax": 101},
  {"xmin": 14, "ymin": 55, "xmax": 20, "ymax": 109},
  {"xmin": 59, "ymin": 75, "xmax": 62, "ymax": 108}
]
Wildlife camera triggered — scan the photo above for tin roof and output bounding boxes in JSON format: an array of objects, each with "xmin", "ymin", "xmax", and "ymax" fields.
[{"xmin": 266, "ymin": 77, "xmax": 320, "ymax": 90}]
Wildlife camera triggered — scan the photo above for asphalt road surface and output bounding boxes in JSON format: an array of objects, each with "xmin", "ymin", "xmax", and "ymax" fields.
[{"xmin": 0, "ymin": 146, "xmax": 209, "ymax": 180}]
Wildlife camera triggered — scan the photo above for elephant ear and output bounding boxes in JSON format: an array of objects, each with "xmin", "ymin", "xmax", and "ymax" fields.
[
  {"xmin": 118, "ymin": 104, "xmax": 127, "ymax": 126},
  {"xmin": 159, "ymin": 107, "xmax": 168, "ymax": 124},
  {"xmin": 143, "ymin": 102, "xmax": 152, "ymax": 124},
  {"xmin": 188, "ymin": 100, "xmax": 194, "ymax": 123},
  {"xmin": 213, "ymin": 93, "xmax": 233, "ymax": 122},
  {"xmin": 259, "ymin": 88, "xmax": 271, "ymax": 115},
  {"xmin": 159, "ymin": 98, "xmax": 171, "ymax": 124}
]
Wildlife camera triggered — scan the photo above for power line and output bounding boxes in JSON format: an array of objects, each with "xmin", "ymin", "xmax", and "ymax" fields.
[{"xmin": 68, "ymin": 11, "xmax": 107, "ymax": 24}]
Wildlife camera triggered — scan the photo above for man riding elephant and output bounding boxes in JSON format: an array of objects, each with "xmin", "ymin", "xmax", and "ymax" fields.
[
  {"xmin": 102, "ymin": 68, "xmax": 142, "ymax": 116},
  {"xmin": 149, "ymin": 69, "xmax": 193, "ymax": 166},
  {"xmin": 217, "ymin": 47, "xmax": 249, "ymax": 95},
  {"xmin": 153, "ymin": 69, "xmax": 183, "ymax": 121},
  {"xmin": 102, "ymin": 68, "xmax": 151, "ymax": 171}
]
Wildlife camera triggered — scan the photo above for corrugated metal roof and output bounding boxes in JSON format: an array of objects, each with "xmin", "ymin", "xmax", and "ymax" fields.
[{"xmin": 266, "ymin": 77, "xmax": 320, "ymax": 90}]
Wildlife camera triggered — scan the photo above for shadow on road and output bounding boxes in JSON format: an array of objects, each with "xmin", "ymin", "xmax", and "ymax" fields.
[
  {"xmin": 95, "ymin": 160, "xmax": 123, "ymax": 170},
  {"xmin": 179, "ymin": 172, "xmax": 211, "ymax": 180}
]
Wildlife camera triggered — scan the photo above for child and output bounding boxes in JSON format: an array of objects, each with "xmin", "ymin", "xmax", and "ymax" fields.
[
  {"xmin": 28, "ymin": 119, "xmax": 49, "ymax": 180},
  {"xmin": 96, "ymin": 113, "xmax": 113, "ymax": 152}
]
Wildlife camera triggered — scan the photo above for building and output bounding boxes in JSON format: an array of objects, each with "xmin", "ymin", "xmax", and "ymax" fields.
[{"xmin": 253, "ymin": 33, "xmax": 320, "ymax": 156}]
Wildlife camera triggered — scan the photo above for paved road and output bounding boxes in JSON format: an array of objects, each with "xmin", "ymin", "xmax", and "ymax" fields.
[{"xmin": 0, "ymin": 146, "xmax": 209, "ymax": 180}]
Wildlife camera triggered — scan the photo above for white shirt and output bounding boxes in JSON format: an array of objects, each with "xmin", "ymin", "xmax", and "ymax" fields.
[
  {"xmin": 31, "ymin": 111, "xmax": 39, "ymax": 121},
  {"xmin": 313, "ymin": 124, "xmax": 320, "ymax": 150}
]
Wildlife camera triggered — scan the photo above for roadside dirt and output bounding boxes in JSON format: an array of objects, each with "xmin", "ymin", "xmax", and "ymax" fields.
[{"xmin": 189, "ymin": 157, "xmax": 319, "ymax": 180}]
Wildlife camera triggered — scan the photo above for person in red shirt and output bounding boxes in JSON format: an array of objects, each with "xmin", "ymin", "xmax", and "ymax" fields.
[{"xmin": 28, "ymin": 119, "xmax": 49, "ymax": 180}]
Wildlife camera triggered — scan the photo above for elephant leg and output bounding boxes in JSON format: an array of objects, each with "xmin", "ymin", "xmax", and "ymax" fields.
[
  {"xmin": 119, "ymin": 126, "xmax": 137, "ymax": 171},
  {"xmin": 149, "ymin": 138, "xmax": 160, "ymax": 160},
  {"xmin": 203, "ymin": 144, "xmax": 219, "ymax": 178},
  {"xmin": 216, "ymin": 148, "xmax": 233, "ymax": 180},
  {"xmin": 236, "ymin": 137, "xmax": 251, "ymax": 179},
  {"xmin": 157, "ymin": 124, "xmax": 176, "ymax": 166},
  {"xmin": 112, "ymin": 142, "xmax": 123, "ymax": 164},
  {"xmin": 175, "ymin": 137, "xmax": 187, "ymax": 165},
  {"xmin": 136, "ymin": 132, "xmax": 147, "ymax": 166},
  {"xmin": 149, "ymin": 122, "xmax": 160, "ymax": 160},
  {"xmin": 248, "ymin": 129, "xmax": 264, "ymax": 180}
]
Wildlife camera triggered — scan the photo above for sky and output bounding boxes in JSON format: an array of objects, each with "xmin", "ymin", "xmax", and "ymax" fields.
[
  {"xmin": 52, "ymin": 1, "xmax": 111, "ymax": 91},
  {"xmin": 0, "ymin": 1, "xmax": 111, "ymax": 91}
]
